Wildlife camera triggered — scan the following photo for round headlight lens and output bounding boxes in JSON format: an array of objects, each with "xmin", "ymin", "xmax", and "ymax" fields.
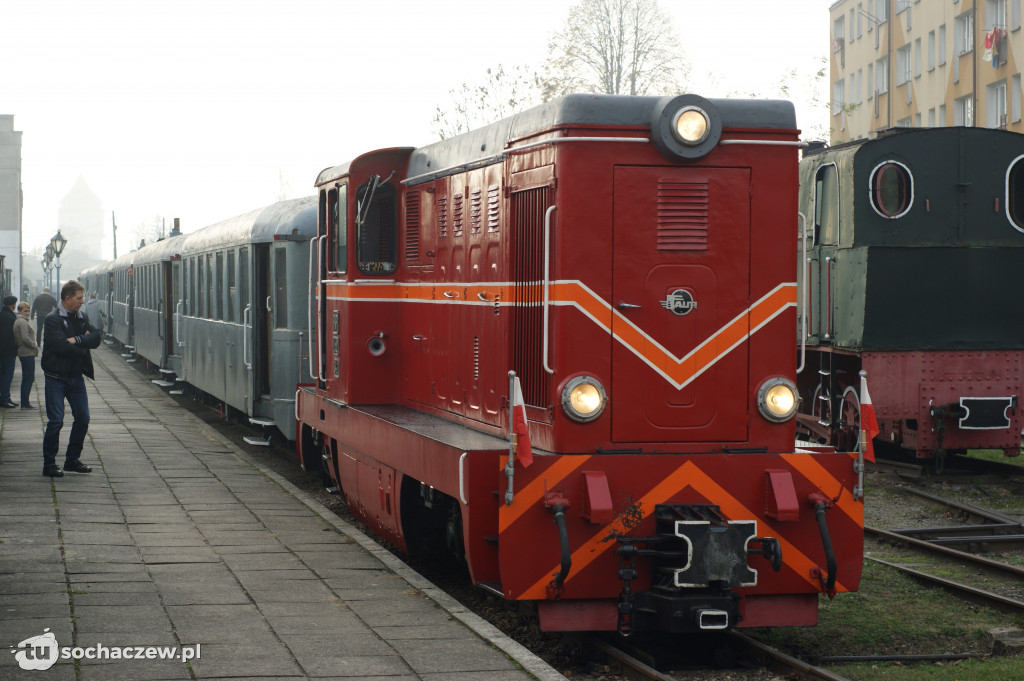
[
  {"xmin": 758, "ymin": 378, "xmax": 799, "ymax": 422},
  {"xmin": 561, "ymin": 376, "xmax": 608, "ymax": 423},
  {"xmin": 674, "ymin": 107, "xmax": 711, "ymax": 145}
]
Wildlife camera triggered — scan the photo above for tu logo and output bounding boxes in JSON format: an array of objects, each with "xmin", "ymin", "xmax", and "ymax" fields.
[{"xmin": 11, "ymin": 629, "xmax": 59, "ymax": 671}]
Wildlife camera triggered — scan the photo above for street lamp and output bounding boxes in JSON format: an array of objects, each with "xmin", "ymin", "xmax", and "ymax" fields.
[
  {"xmin": 44, "ymin": 244, "xmax": 54, "ymax": 290},
  {"xmin": 51, "ymin": 230, "xmax": 67, "ymax": 292}
]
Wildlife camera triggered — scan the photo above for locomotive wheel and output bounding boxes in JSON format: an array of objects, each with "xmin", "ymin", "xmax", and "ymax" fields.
[{"xmin": 836, "ymin": 386, "xmax": 861, "ymax": 453}]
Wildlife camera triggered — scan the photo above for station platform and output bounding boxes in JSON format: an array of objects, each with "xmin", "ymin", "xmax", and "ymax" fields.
[{"xmin": 1, "ymin": 345, "xmax": 566, "ymax": 681}]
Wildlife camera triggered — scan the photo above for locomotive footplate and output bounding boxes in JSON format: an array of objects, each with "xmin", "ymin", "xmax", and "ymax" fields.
[{"xmin": 615, "ymin": 505, "xmax": 781, "ymax": 634}]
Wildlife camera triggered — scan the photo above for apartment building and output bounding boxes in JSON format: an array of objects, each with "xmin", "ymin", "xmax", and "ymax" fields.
[{"xmin": 830, "ymin": 0, "xmax": 1023, "ymax": 143}]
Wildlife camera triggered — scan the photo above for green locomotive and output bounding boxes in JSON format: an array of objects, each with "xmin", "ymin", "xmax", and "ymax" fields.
[{"xmin": 797, "ymin": 127, "xmax": 1024, "ymax": 460}]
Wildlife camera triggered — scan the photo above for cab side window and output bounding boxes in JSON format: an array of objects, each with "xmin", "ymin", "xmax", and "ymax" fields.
[
  {"xmin": 814, "ymin": 164, "xmax": 840, "ymax": 246},
  {"xmin": 329, "ymin": 185, "xmax": 347, "ymax": 273},
  {"xmin": 356, "ymin": 181, "xmax": 397, "ymax": 275}
]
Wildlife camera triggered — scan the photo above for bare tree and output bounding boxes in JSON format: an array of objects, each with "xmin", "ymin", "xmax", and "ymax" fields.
[
  {"xmin": 431, "ymin": 64, "xmax": 543, "ymax": 140},
  {"xmin": 543, "ymin": 0, "xmax": 688, "ymax": 98}
]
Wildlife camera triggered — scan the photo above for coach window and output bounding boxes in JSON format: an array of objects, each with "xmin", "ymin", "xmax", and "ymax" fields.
[
  {"xmin": 274, "ymin": 248, "xmax": 288, "ymax": 328},
  {"xmin": 215, "ymin": 252, "xmax": 224, "ymax": 321},
  {"xmin": 1006, "ymin": 155, "xmax": 1024, "ymax": 233},
  {"xmin": 329, "ymin": 184, "xmax": 347, "ymax": 273},
  {"xmin": 227, "ymin": 250, "xmax": 236, "ymax": 323},
  {"xmin": 239, "ymin": 247, "xmax": 250, "ymax": 316},
  {"xmin": 869, "ymin": 161, "xmax": 913, "ymax": 218},
  {"xmin": 356, "ymin": 179, "xmax": 397, "ymax": 275},
  {"xmin": 814, "ymin": 164, "xmax": 839, "ymax": 246}
]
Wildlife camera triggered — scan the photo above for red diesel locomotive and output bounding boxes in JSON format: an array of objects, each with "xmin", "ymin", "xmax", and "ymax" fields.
[{"xmin": 295, "ymin": 94, "xmax": 864, "ymax": 634}]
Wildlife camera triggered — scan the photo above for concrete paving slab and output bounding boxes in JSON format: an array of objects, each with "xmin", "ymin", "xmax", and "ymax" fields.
[{"xmin": 0, "ymin": 346, "xmax": 564, "ymax": 681}]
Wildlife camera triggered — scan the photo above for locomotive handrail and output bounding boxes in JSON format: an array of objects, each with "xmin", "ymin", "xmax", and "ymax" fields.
[
  {"xmin": 243, "ymin": 304, "xmax": 252, "ymax": 371},
  {"xmin": 175, "ymin": 300, "xmax": 184, "ymax": 348},
  {"xmin": 797, "ymin": 213, "xmax": 807, "ymax": 374},
  {"xmin": 719, "ymin": 139, "xmax": 809, "ymax": 147},
  {"xmin": 124, "ymin": 295, "xmax": 130, "ymax": 324},
  {"xmin": 307, "ymin": 237, "xmax": 316, "ymax": 380},
  {"xmin": 317, "ymin": 235, "xmax": 327, "ymax": 383},
  {"xmin": 157, "ymin": 300, "xmax": 163, "ymax": 340},
  {"xmin": 543, "ymin": 205, "xmax": 556, "ymax": 375}
]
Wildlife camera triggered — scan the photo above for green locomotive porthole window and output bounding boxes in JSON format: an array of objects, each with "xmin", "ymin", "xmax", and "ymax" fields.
[
  {"xmin": 1006, "ymin": 155, "xmax": 1024, "ymax": 234},
  {"xmin": 869, "ymin": 161, "xmax": 913, "ymax": 218}
]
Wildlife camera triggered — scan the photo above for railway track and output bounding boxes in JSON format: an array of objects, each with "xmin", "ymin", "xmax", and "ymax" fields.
[
  {"xmin": 588, "ymin": 632, "xmax": 855, "ymax": 681},
  {"xmin": 866, "ymin": 484, "xmax": 1024, "ymax": 614}
]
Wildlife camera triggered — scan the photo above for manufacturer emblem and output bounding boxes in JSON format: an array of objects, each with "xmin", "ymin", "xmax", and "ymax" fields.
[{"xmin": 660, "ymin": 289, "xmax": 697, "ymax": 316}]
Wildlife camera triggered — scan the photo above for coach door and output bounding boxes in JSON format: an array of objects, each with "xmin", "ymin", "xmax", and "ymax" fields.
[
  {"xmin": 169, "ymin": 259, "xmax": 183, "ymax": 377},
  {"xmin": 254, "ymin": 245, "xmax": 272, "ymax": 400},
  {"xmin": 611, "ymin": 166, "xmax": 751, "ymax": 443}
]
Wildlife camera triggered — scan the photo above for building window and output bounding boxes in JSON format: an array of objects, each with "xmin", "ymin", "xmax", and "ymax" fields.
[
  {"xmin": 955, "ymin": 11, "xmax": 975, "ymax": 55},
  {"xmin": 876, "ymin": 0, "xmax": 888, "ymax": 23},
  {"xmin": 928, "ymin": 30, "xmax": 936, "ymax": 70},
  {"xmin": 928, "ymin": 108, "xmax": 936, "ymax": 126},
  {"xmin": 955, "ymin": 94, "xmax": 975, "ymax": 125},
  {"xmin": 857, "ymin": 2, "xmax": 864, "ymax": 36},
  {"xmin": 897, "ymin": 116, "xmax": 913, "ymax": 127},
  {"xmin": 896, "ymin": 45, "xmax": 912, "ymax": 85},
  {"xmin": 1013, "ymin": 74, "xmax": 1022, "ymax": 122},
  {"xmin": 868, "ymin": 64, "xmax": 874, "ymax": 98},
  {"xmin": 988, "ymin": 0, "xmax": 1007, "ymax": 28},
  {"xmin": 987, "ymin": 80, "xmax": 1008, "ymax": 128},
  {"xmin": 939, "ymin": 104, "xmax": 947, "ymax": 124},
  {"xmin": 833, "ymin": 79, "xmax": 846, "ymax": 114},
  {"xmin": 856, "ymin": 69, "xmax": 863, "ymax": 103},
  {"xmin": 870, "ymin": 161, "xmax": 913, "ymax": 219},
  {"xmin": 1013, "ymin": 0, "xmax": 1021, "ymax": 29},
  {"xmin": 939, "ymin": 25, "xmax": 947, "ymax": 64},
  {"xmin": 914, "ymin": 38, "xmax": 922, "ymax": 77},
  {"xmin": 834, "ymin": 16, "xmax": 846, "ymax": 49},
  {"xmin": 876, "ymin": 56, "xmax": 889, "ymax": 94}
]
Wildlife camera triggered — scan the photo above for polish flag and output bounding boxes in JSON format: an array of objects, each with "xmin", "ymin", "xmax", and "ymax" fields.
[
  {"xmin": 860, "ymin": 372, "xmax": 880, "ymax": 463},
  {"xmin": 512, "ymin": 376, "xmax": 534, "ymax": 468}
]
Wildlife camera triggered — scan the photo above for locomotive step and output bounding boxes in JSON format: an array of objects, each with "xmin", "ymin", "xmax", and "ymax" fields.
[
  {"xmin": 249, "ymin": 417, "xmax": 276, "ymax": 427},
  {"xmin": 150, "ymin": 380, "xmax": 175, "ymax": 388},
  {"xmin": 159, "ymin": 368, "xmax": 176, "ymax": 376},
  {"xmin": 242, "ymin": 435, "xmax": 271, "ymax": 447}
]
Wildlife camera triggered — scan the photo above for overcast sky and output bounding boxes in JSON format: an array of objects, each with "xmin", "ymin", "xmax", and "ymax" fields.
[{"xmin": 2, "ymin": 0, "xmax": 832, "ymax": 259}]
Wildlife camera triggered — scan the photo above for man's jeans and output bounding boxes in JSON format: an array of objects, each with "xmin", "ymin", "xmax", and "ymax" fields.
[
  {"xmin": 0, "ymin": 354, "xmax": 15, "ymax": 404},
  {"xmin": 43, "ymin": 375, "xmax": 90, "ymax": 467}
]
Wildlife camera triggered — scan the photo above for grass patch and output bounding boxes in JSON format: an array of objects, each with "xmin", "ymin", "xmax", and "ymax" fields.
[{"xmin": 747, "ymin": 561, "xmax": 1024, "ymax": 680}]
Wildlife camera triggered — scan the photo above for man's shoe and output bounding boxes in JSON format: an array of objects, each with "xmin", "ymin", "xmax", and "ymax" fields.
[
  {"xmin": 1, "ymin": 401, "xmax": 16, "ymax": 408},
  {"xmin": 21, "ymin": 404, "xmax": 37, "ymax": 410},
  {"xmin": 63, "ymin": 461, "xmax": 92, "ymax": 474},
  {"xmin": 43, "ymin": 465, "xmax": 64, "ymax": 477}
]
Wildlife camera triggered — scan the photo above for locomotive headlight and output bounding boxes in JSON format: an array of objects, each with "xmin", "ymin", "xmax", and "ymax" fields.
[
  {"xmin": 561, "ymin": 376, "xmax": 607, "ymax": 423},
  {"xmin": 758, "ymin": 378, "xmax": 798, "ymax": 422},
  {"xmin": 673, "ymin": 107, "xmax": 711, "ymax": 145},
  {"xmin": 650, "ymin": 94, "xmax": 722, "ymax": 161}
]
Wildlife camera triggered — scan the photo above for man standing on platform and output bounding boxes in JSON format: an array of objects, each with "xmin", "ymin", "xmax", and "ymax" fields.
[
  {"xmin": 40, "ymin": 280, "xmax": 102, "ymax": 478},
  {"xmin": 0, "ymin": 296, "xmax": 18, "ymax": 408},
  {"xmin": 31, "ymin": 287, "xmax": 57, "ymax": 345}
]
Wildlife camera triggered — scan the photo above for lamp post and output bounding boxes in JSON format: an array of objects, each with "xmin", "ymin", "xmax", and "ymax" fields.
[
  {"xmin": 44, "ymin": 244, "xmax": 54, "ymax": 291},
  {"xmin": 51, "ymin": 230, "xmax": 68, "ymax": 293}
]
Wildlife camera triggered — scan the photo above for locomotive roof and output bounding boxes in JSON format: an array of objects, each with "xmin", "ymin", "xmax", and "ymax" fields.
[
  {"xmin": 407, "ymin": 94, "xmax": 796, "ymax": 184},
  {"xmin": 802, "ymin": 126, "xmax": 1024, "ymax": 158},
  {"xmin": 316, "ymin": 94, "xmax": 796, "ymax": 187}
]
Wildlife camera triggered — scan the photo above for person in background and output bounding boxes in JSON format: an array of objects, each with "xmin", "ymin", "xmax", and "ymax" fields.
[
  {"xmin": 13, "ymin": 301, "xmax": 38, "ymax": 409},
  {"xmin": 40, "ymin": 281, "xmax": 102, "ymax": 478},
  {"xmin": 0, "ymin": 295, "xmax": 18, "ymax": 408},
  {"xmin": 32, "ymin": 287, "xmax": 58, "ymax": 345},
  {"xmin": 84, "ymin": 292, "xmax": 106, "ymax": 332}
]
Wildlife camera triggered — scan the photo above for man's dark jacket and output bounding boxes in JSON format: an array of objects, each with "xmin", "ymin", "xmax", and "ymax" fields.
[
  {"xmin": 41, "ymin": 308, "xmax": 102, "ymax": 380},
  {"xmin": 31, "ymin": 292, "xmax": 57, "ymax": 321},
  {"xmin": 0, "ymin": 307, "xmax": 17, "ymax": 357}
]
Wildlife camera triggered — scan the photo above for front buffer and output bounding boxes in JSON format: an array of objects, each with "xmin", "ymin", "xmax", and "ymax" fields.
[{"xmin": 497, "ymin": 450, "xmax": 863, "ymax": 634}]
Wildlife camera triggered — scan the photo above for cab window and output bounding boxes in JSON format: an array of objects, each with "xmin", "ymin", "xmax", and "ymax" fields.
[
  {"xmin": 814, "ymin": 164, "xmax": 840, "ymax": 246},
  {"xmin": 356, "ymin": 180, "xmax": 396, "ymax": 275}
]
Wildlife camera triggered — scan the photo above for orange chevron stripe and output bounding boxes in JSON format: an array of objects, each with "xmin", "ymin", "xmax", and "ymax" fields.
[
  {"xmin": 781, "ymin": 453, "xmax": 865, "ymax": 527},
  {"xmin": 498, "ymin": 455, "xmax": 593, "ymax": 533},
  {"xmin": 323, "ymin": 279, "xmax": 796, "ymax": 392},
  {"xmin": 519, "ymin": 460, "xmax": 850, "ymax": 600}
]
